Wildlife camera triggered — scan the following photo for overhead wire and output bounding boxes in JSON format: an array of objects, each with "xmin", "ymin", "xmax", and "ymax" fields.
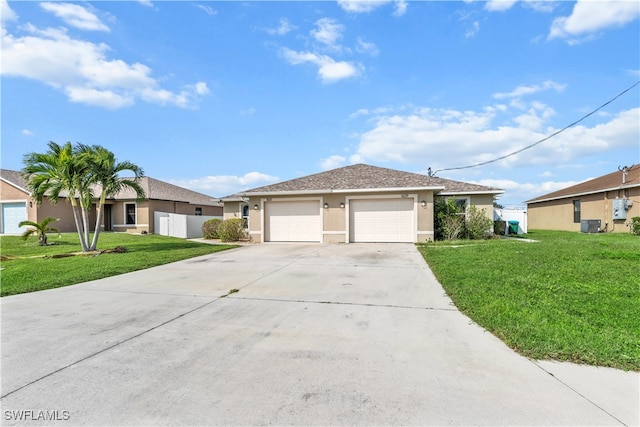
[{"xmin": 429, "ymin": 80, "xmax": 640, "ymax": 176}]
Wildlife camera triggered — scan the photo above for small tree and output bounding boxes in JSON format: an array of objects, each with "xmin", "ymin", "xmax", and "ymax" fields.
[
  {"xmin": 19, "ymin": 217, "xmax": 60, "ymax": 246},
  {"xmin": 466, "ymin": 205, "xmax": 494, "ymax": 240},
  {"xmin": 631, "ymin": 216, "xmax": 640, "ymax": 236},
  {"xmin": 435, "ymin": 197, "xmax": 466, "ymax": 240},
  {"xmin": 202, "ymin": 218, "xmax": 223, "ymax": 239},
  {"xmin": 217, "ymin": 218, "xmax": 246, "ymax": 242}
]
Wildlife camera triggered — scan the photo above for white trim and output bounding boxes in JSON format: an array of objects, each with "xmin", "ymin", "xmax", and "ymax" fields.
[
  {"xmin": 527, "ymin": 183, "xmax": 640, "ymax": 204},
  {"xmin": 0, "ymin": 177, "xmax": 30, "ymax": 194},
  {"xmin": 241, "ymin": 186, "xmax": 444, "ymax": 197},
  {"xmin": 332, "ymin": 186, "xmax": 443, "ymax": 194},
  {"xmin": 0, "ymin": 199, "xmax": 28, "ymax": 204},
  {"xmin": 346, "ymin": 194, "xmax": 418, "ymax": 243},
  {"xmin": 439, "ymin": 190, "xmax": 504, "ymax": 195},
  {"xmin": 323, "ymin": 230, "xmax": 346, "ymax": 235},
  {"xmin": 417, "ymin": 231, "xmax": 435, "ymax": 235},
  {"xmin": 114, "ymin": 223, "xmax": 149, "ymax": 227}
]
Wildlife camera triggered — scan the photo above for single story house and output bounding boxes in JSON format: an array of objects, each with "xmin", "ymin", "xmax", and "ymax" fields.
[
  {"xmin": 221, "ymin": 164, "xmax": 503, "ymax": 243},
  {"xmin": 0, "ymin": 169, "xmax": 222, "ymax": 235},
  {"xmin": 526, "ymin": 165, "xmax": 640, "ymax": 233}
]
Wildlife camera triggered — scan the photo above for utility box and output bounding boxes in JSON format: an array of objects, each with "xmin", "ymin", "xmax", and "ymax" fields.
[
  {"xmin": 612, "ymin": 199, "xmax": 628, "ymax": 220},
  {"xmin": 580, "ymin": 219, "xmax": 601, "ymax": 233}
]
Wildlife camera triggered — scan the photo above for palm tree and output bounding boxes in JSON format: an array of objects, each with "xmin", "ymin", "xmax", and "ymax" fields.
[
  {"xmin": 19, "ymin": 217, "xmax": 60, "ymax": 246},
  {"xmin": 77, "ymin": 144, "xmax": 145, "ymax": 251},
  {"xmin": 22, "ymin": 142, "xmax": 94, "ymax": 252},
  {"xmin": 22, "ymin": 142, "xmax": 145, "ymax": 252}
]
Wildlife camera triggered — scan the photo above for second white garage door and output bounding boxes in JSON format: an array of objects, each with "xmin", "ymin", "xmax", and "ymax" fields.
[
  {"xmin": 349, "ymin": 198, "xmax": 415, "ymax": 243},
  {"xmin": 265, "ymin": 200, "xmax": 321, "ymax": 242}
]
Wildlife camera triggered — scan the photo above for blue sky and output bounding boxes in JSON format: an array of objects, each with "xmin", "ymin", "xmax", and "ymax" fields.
[{"xmin": 2, "ymin": 0, "xmax": 639, "ymax": 206}]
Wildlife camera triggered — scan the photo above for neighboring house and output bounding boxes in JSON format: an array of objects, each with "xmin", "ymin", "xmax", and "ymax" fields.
[
  {"xmin": 0, "ymin": 169, "xmax": 222, "ymax": 235},
  {"xmin": 526, "ymin": 165, "xmax": 640, "ymax": 233},
  {"xmin": 221, "ymin": 164, "xmax": 503, "ymax": 243}
]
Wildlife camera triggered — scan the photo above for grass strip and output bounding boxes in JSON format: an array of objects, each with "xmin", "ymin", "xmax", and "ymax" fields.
[
  {"xmin": 1, "ymin": 233, "xmax": 238, "ymax": 296},
  {"xmin": 418, "ymin": 230, "xmax": 640, "ymax": 371}
]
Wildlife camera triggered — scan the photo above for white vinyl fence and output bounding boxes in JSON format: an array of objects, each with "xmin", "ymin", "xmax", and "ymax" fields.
[
  {"xmin": 154, "ymin": 212, "xmax": 222, "ymax": 239},
  {"xmin": 494, "ymin": 208, "xmax": 528, "ymax": 234}
]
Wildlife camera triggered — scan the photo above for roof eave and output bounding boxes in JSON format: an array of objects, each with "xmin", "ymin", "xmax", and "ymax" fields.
[
  {"xmin": 240, "ymin": 186, "xmax": 445, "ymax": 197},
  {"xmin": 438, "ymin": 190, "xmax": 504, "ymax": 196},
  {"xmin": 0, "ymin": 177, "xmax": 30, "ymax": 195},
  {"xmin": 526, "ymin": 182, "xmax": 640, "ymax": 204}
]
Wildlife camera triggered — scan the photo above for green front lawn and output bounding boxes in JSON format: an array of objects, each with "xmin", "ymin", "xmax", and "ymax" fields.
[
  {"xmin": 0, "ymin": 233, "xmax": 237, "ymax": 296},
  {"xmin": 418, "ymin": 230, "xmax": 640, "ymax": 371}
]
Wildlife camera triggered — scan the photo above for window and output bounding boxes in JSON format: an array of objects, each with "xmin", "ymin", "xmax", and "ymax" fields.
[
  {"xmin": 125, "ymin": 203, "xmax": 136, "ymax": 225},
  {"xmin": 573, "ymin": 200, "xmax": 581, "ymax": 223},
  {"xmin": 241, "ymin": 204, "xmax": 249, "ymax": 229},
  {"xmin": 195, "ymin": 207, "xmax": 202, "ymax": 216}
]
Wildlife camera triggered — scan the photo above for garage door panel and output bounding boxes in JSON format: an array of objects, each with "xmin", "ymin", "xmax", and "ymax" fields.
[
  {"xmin": 2, "ymin": 202, "xmax": 27, "ymax": 234},
  {"xmin": 266, "ymin": 201, "xmax": 321, "ymax": 242},
  {"xmin": 350, "ymin": 198, "xmax": 414, "ymax": 243}
]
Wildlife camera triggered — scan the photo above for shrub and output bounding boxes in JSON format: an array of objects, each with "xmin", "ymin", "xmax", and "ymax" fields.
[
  {"xmin": 202, "ymin": 218, "xmax": 222, "ymax": 239},
  {"xmin": 434, "ymin": 197, "xmax": 465, "ymax": 240},
  {"xmin": 466, "ymin": 206, "xmax": 494, "ymax": 240},
  {"xmin": 631, "ymin": 216, "xmax": 640, "ymax": 236},
  {"xmin": 217, "ymin": 218, "xmax": 246, "ymax": 242}
]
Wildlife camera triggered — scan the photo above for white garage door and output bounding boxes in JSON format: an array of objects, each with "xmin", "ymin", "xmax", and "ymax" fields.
[
  {"xmin": 2, "ymin": 202, "xmax": 27, "ymax": 234},
  {"xmin": 350, "ymin": 198, "xmax": 414, "ymax": 243},
  {"xmin": 265, "ymin": 200, "xmax": 321, "ymax": 242}
]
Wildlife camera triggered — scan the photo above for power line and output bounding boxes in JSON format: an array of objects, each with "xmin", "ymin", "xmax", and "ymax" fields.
[{"xmin": 429, "ymin": 80, "xmax": 640, "ymax": 176}]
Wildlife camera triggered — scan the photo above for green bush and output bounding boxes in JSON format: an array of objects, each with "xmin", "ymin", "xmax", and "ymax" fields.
[
  {"xmin": 202, "ymin": 218, "xmax": 222, "ymax": 239},
  {"xmin": 434, "ymin": 197, "xmax": 465, "ymax": 240},
  {"xmin": 631, "ymin": 216, "xmax": 640, "ymax": 236},
  {"xmin": 466, "ymin": 206, "xmax": 494, "ymax": 240},
  {"xmin": 218, "ymin": 218, "xmax": 246, "ymax": 242}
]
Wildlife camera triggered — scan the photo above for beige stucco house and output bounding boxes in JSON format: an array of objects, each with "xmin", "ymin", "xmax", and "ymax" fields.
[
  {"xmin": 222, "ymin": 164, "xmax": 503, "ymax": 243},
  {"xmin": 526, "ymin": 165, "xmax": 640, "ymax": 233},
  {"xmin": 0, "ymin": 169, "xmax": 222, "ymax": 235}
]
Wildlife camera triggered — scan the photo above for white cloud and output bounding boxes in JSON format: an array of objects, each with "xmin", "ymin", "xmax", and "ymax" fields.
[
  {"xmin": 40, "ymin": 2, "xmax": 110, "ymax": 32},
  {"xmin": 311, "ymin": 18, "xmax": 345, "ymax": 52},
  {"xmin": 137, "ymin": 0, "xmax": 153, "ymax": 7},
  {"xmin": 280, "ymin": 48, "xmax": 361, "ymax": 84},
  {"xmin": 320, "ymin": 155, "xmax": 347, "ymax": 170},
  {"xmin": 21, "ymin": 129, "xmax": 34, "ymax": 136},
  {"xmin": 195, "ymin": 4, "xmax": 217, "ymax": 16},
  {"xmin": 1, "ymin": 0, "xmax": 17, "ymax": 22},
  {"xmin": 484, "ymin": 0, "xmax": 518, "ymax": 12},
  {"xmin": 471, "ymin": 178, "xmax": 584, "ymax": 204},
  {"xmin": 2, "ymin": 24, "xmax": 209, "ymax": 109},
  {"xmin": 344, "ymin": 99, "xmax": 639, "ymax": 172},
  {"xmin": 493, "ymin": 80, "xmax": 565, "ymax": 99},
  {"xmin": 266, "ymin": 18, "xmax": 296, "ymax": 36},
  {"xmin": 465, "ymin": 21, "xmax": 480, "ymax": 38},
  {"xmin": 549, "ymin": 0, "xmax": 640, "ymax": 43},
  {"xmin": 393, "ymin": 1, "xmax": 408, "ymax": 17},
  {"xmin": 167, "ymin": 172, "xmax": 279, "ymax": 197},
  {"xmin": 337, "ymin": 0, "xmax": 406, "ymax": 15},
  {"xmin": 356, "ymin": 37, "xmax": 379, "ymax": 56}
]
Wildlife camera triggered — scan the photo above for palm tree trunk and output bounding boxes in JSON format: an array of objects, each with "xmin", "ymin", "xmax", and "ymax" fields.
[
  {"xmin": 89, "ymin": 193, "xmax": 106, "ymax": 251},
  {"xmin": 70, "ymin": 200, "xmax": 89, "ymax": 252}
]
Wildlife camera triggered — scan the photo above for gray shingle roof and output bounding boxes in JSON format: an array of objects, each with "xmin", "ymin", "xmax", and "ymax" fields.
[
  {"xmin": 526, "ymin": 164, "xmax": 640, "ymax": 204},
  {"xmin": 228, "ymin": 164, "xmax": 502, "ymax": 196},
  {"xmin": 1, "ymin": 170, "xmax": 218, "ymax": 206}
]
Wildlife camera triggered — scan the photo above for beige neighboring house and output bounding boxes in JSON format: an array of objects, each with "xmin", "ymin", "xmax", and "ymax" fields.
[
  {"xmin": 221, "ymin": 164, "xmax": 503, "ymax": 243},
  {"xmin": 0, "ymin": 169, "xmax": 222, "ymax": 235},
  {"xmin": 526, "ymin": 165, "xmax": 640, "ymax": 233}
]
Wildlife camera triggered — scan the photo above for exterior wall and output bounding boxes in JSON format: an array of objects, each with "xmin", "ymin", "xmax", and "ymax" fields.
[
  {"xmin": 528, "ymin": 188, "xmax": 640, "ymax": 233},
  {"xmin": 35, "ymin": 199, "xmax": 82, "ymax": 233},
  {"xmin": 242, "ymin": 190, "xmax": 437, "ymax": 243}
]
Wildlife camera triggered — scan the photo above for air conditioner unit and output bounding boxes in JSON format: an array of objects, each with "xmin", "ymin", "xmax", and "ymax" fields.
[{"xmin": 580, "ymin": 219, "xmax": 601, "ymax": 233}]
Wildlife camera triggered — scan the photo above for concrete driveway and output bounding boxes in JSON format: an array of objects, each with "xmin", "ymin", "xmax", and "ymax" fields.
[{"xmin": 1, "ymin": 243, "xmax": 637, "ymax": 426}]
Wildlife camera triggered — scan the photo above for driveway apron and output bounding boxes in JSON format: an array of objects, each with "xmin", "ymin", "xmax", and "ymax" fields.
[{"xmin": 1, "ymin": 243, "xmax": 637, "ymax": 426}]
